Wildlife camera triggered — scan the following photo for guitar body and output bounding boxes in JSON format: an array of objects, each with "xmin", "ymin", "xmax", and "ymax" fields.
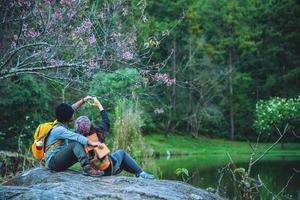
[{"xmin": 84, "ymin": 133, "xmax": 111, "ymax": 171}]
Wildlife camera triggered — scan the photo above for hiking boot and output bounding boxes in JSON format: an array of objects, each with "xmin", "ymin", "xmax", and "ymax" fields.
[
  {"xmin": 137, "ymin": 171, "xmax": 155, "ymax": 179},
  {"xmin": 82, "ymin": 164, "xmax": 104, "ymax": 177}
]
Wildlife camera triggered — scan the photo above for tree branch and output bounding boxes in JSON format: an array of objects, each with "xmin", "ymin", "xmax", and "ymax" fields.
[
  {"xmin": 0, "ymin": 43, "xmax": 51, "ymax": 70},
  {"xmin": 250, "ymin": 124, "xmax": 289, "ymax": 166}
]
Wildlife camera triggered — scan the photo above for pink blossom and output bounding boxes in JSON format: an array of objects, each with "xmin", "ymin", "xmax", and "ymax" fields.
[
  {"xmin": 50, "ymin": 59, "xmax": 65, "ymax": 66},
  {"xmin": 140, "ymin": 70, "xmax": 150, "ymax": 76},
  {"xmin": 74, "ymin": 26, "xmax": 84, "ymax": 35},
  {"xmin": 74, "ymin": 19, "xmax": 93, "ymax": 35},
  {"xmin": 67, "ymin": 11, "xmax": 76, "ymax": 19},
  {"xmin": 44, "ymin": 0, "xmax": 51, "ymax": 5},
  {"xmin": 88, "ymin": 59, "xmax": 97, "ymax": 68},
  {"xmin": 88, "ymin": 34, "xmax": 96, "ymax": 44},
  {"xmin": 11, "ymin": 41, "xmax": 17, "ymax": 48},
  {"xmin": 86, "ymin": 59, "xmax": 97, "ymax": 78},
  {"xmin": 53, "ymin": 10, "xmax": 62, "ymax": 20},
  {"xmin": 166, "ymin": 78, "xmax": 176, "ymax": 86},
  {"xmin": 60, "ymin": 0, "xmax": 74, "ymax": 7},
  {"xmin": 16, "ymin": 0, "xmax": 31, "ymax": 7},
  {"xmin": 60, "ymin": 0, "xmax": 66, "ymax": 5},
  {"xmin": 122, "ymin": 51, "xmax": 134, "ymax": 60},
  {"xmin": 111, "ymin": 32, "xmax": 119, "ymax": 38},
  {"xmin": 155, "ymin": 73, "xmax": 169, "ymax": 82},
  {"xmin": 47, "ymin": 21, "xmax": 53, "ymax": 29},
  {"xmin": 116, "ymin": 41, "xmax": 122, "ymax": 48},
  {"xmin": 154, "ymin": 73, "xmax": 176, "ymax": 86},
  {"xmin": 26, "ymin": 30, "xmax": 40, "ymax": 39},
  {"xmin": 82, "ymin": 19, "xmax": 92, "ymax": 30}
]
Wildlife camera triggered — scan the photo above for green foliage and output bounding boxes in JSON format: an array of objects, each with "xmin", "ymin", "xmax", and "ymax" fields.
[
  {"xmin": 0, "ymin": 0, "xmax": 300, "ymax": 152},
  {"xmin": 88, "ymin": 68, "xmax": 145, "ymax": 110},
  {"xmin": 234, "ymin": 167, "xmax": 246, "ymax": 176},
  {"xmin": 175, "ymin": 167, "xmax": 190, "ymax": 182},
  {"xmin": 0, "ymin": 75, "xmax": 50, "ymax": 150},
  {"xmin": 175, "ymin": 167, "xmax": 189, "ymax": 177},
  {"xmin": 253, "ymin": 96, "xmax": 300, "ymax": 135},
  {"xmin": 112, "ymin": 98, "xmax": 144, "ymax": 156}
]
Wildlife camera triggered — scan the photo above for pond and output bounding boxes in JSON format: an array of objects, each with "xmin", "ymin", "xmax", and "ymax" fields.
[{"xmin": 145, "ymin": 154, "xmax": 300, "ymax": 199}]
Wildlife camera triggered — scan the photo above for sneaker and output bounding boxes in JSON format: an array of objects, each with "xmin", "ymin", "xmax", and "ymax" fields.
[
  {"xmin": 82, "ymin": 164, "xmax": 104, "ymax": 177},
  {"xmin": 138, "ymin": 171, "xmax": 155, "ymax": 179}
]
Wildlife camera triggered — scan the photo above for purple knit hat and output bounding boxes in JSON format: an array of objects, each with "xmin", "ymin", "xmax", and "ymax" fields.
[{"xmin": 75, "ymin": 116, "xmax": 91, "ymax": 135}]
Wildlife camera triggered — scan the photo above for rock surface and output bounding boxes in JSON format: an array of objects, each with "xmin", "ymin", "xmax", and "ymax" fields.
[{"xmin": 0, "ymin": 167, "xmax": 225, "ymax": 200}]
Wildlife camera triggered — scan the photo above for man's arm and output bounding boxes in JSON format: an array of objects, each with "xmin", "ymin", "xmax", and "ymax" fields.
[
  {"xmin": 72, "ymin": 96, "xmax": 93, "ymax": 110},
  {"xmin": 55, "ymin": 126, "xmax": 103, "ymax": 147}
]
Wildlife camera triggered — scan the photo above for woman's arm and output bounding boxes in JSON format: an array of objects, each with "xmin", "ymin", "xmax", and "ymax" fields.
[
  {"xmin": 98, "ymin": 110, "xmax": 110, "ymax": 133},
  {"xmin": 91, "ymin": 97, "xmax": 110, "ymax": 134}
]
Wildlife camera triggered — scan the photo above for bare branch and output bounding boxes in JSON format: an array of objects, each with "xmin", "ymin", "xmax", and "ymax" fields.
[
  {"xmin": 292, "ymin": 130, "xmax": 300, "ymax": 138},
  {"xmin": 258, "ymin": 175, "xmax": 280, "ymax": 200},
  {"xmin": 0, "ymin": 43, "xmax": 51, "ymax": 70},
  {"xmin": 293, "ymin": 168, "xmax": 300, "ymax": 173},
  {"xmin": 251, "ymin": 124, "xmax": 289, "ymax": 166},
  {"xmin": 275, "ymin": 174, "xmax": 295, "ymax": 198}
]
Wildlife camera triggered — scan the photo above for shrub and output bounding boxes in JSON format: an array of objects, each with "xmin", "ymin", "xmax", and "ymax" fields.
[{"xmin": 253, "ymin": 96, "xmax": 300, "ymax": 138}]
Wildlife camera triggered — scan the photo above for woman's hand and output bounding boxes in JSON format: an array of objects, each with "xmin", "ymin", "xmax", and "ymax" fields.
[{"xmin": 91, "ymin": 97, "xmax": 104, "ymax": 111}]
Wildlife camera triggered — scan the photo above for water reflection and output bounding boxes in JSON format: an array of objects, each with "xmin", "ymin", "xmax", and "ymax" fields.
[{"xmin": 141, "ymin": 154, "xmax": 300, "ymax": 199}]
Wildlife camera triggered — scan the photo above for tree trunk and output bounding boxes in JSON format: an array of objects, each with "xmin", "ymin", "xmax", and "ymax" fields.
[
  {"xmin": 167, "ymin": 39, "xmax": 177, "ymax": 130},
  {"xmin": 229, "ymin": 51, "xmax": 235, "ymax": 140},
  {"xmin": 187, "ymin": 39, "xmax": 192, "ymax": 132},
  {"xmin": 172, "ymin": 39, "xmax": 176, "ymax": 115}
]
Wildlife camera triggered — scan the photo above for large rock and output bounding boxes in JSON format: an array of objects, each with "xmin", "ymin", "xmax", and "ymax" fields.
[{"xmin": 0, "ymin": 167, "xmax": 224, "ymax": 200}]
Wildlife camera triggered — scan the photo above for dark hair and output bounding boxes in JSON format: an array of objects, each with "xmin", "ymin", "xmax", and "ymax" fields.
[
  {"xmin": 84, "ymin": 125, "xmax": 106, "ymax": 143},
  {"xmin": 55, "ymin": 103, "xmax": 75, "ymax": 123}
]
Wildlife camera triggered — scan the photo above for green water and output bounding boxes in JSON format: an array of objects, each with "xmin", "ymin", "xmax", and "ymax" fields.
[{"xmin": 146, "ymin": 154, "xmax": 300, "ymax": 199}]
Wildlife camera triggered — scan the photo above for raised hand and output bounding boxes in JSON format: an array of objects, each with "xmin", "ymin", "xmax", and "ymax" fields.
[{"xmin": 91, "ymin": 97, "xmax": 104, "ymax": 111}]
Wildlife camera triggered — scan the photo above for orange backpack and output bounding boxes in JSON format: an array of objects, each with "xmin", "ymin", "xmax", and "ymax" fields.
[{"xmin": 31, "ymin": 121, "xmax": 59, "ymax": 160}]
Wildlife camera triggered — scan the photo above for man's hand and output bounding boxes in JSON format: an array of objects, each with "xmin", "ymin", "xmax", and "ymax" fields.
[
  {"xmin": 88, "ymin": 140, "xmax": 103, "ymax": 148},
  {"xmin": 83, "ymin": 95, "xmax": 93, "ymax": 103},
  {"xmin": 73, "ymin": 95, "xmax": 93, "ymax": 110}
]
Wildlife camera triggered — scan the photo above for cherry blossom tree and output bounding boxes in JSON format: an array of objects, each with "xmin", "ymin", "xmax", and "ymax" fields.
[{"xmin": 0, "ymin": 0, "xmax": 176, "ymax": 87}]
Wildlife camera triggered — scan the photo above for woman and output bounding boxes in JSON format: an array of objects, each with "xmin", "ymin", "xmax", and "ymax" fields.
[
  {"xmin": 75, "ymin": 97, "xmax": 154, "ymax": 179},
  {"xmin": 45, "ymin": 96, "xmax": 104, "ymax": 177}
]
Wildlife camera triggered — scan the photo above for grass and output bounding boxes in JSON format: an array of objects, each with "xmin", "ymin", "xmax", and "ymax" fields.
[
  {"xmin": 143, "ymin": 133, "xmax": 300, "ymax": 156},
  {"xmin": 71, "ymin": 133, "xmax": 300, "ymax": 172}
]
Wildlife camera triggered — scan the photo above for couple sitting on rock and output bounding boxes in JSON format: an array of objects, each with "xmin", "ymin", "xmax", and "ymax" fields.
[{"xmin": 45, "ymin": 96, "xmax": 154, "ymax": 179}]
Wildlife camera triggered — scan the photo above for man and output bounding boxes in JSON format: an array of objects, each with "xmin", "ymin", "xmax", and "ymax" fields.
[{"xmin": 45, "ymin": 96, "xmax": 103, "ymax": 176}]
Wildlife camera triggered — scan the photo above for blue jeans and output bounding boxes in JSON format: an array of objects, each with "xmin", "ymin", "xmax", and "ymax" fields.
[
  {"xmin": 106, "ymin": 150, "xmax": 142, "ymax": 176},
  {"xmin": 48, "ymin": 141, "xmax": 89, "ymax": 171}
]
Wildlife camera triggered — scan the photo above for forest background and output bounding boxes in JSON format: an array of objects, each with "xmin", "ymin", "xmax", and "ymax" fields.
[{"xmin": 0, "ymin": 0, "xmax": 299, "ymax": 152}]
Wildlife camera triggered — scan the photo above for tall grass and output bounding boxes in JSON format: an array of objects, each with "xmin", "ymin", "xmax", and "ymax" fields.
[{"xmin": 112, "ymin": 98, "xmax": 144, "ymax": 156}]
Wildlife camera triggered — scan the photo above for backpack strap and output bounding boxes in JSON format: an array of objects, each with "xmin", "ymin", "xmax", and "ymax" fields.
[
  {"xmin": 43, "ymin": 120, "xmax": 60, "ymax": 152},
  {"xmin": 45, "ymin": 140, "xmax": 62, "ymax": 152}
]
